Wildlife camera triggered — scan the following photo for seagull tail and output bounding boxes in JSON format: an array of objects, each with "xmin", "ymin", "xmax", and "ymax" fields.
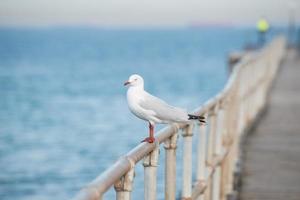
[{"xmin": 188, "ymin": 114, "xmax": 206, "ymax": 123}]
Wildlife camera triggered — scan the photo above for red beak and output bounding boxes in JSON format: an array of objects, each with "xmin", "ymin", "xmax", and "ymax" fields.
[{"xmin": 124, "ymin": 81, "xmax": 130, "ymax": 86}]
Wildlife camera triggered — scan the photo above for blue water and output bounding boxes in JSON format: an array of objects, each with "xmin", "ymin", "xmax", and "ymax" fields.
[{"xmin": 0, "ymin": 27, "xmax": 282, "ymax": 200}]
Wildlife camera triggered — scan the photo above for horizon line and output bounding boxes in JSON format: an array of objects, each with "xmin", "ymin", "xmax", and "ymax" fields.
[{"xmin": 0, "ymin": 22, "xmax": 292, "ymax": 30}]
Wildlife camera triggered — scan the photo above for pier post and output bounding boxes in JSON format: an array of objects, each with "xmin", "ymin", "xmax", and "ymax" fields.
[
  {"xmin": 205, "ymin": 108, "xmax": 217, "ymax": 200},
  {"xmin": 181, "ymin": 124, "xmax": 194, "ymax": 200},
  {"xmin": 143, "ymin": 143, "xmax": 160, "ymax": 200},
  {"xmin": 196, "ymin": 119, "xmax": 207, "ymax": 200},
  {"xmin": 164, "ymin": 130, "xmax": 178, "ymax": 200},
  {"xmin": 212, "ymin": 104, "xmax": 225, "ymax": 200}
]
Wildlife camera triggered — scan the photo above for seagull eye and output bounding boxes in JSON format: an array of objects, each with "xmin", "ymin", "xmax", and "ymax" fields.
[{"xmin": 134, "ymin": 78, "xmax": 138, "ymax": 81}]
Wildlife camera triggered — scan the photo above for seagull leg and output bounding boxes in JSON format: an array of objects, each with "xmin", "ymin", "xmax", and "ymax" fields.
[
  {"xmin": 141, "ymin": 123, "xmax": 155, "ymax": 143},
  {"xmin": 149, "ymin": 123, "xmax": 155, "ymax": 142}
]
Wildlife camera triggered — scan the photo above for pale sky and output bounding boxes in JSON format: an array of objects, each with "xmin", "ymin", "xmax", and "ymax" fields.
[{"xmin": 0, "ymin": 0, "xmax": 299, "ymax": 27}]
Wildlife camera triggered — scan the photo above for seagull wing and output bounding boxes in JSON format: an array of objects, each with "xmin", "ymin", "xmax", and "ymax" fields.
[{"xmin": 139, "ymin": 92, "xmax": 189, "ymax": 123}]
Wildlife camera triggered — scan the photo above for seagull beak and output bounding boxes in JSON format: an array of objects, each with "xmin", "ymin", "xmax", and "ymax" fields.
[{"xmin": 124, "ymin": 81, "xmax": 130, "ymax": 86}]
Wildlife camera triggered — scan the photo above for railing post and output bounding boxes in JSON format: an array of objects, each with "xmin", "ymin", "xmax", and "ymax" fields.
[
  {"xmin": 205, "ymin": 108, "xmax": 217, "ymax": 200},
  {"xmin": 114, "ymin": 163, "xmax": 135, "ymax": 200},
  {"xmin": 228, "ymin": 93, "xmax": 237, "ymax": 199},
  {"xmin": 212, "ymin": 104, "xmax": 224, "ymax": 200},
  {"xmin": 226, "ymin": 84, "xmax": 239, "ymax": 196},
  {"xmin": 143, "ymin": 143, "xmax": 160, "ymax": 200},
  {"xmin": 181, "ymin": 124, "xmax": 194, "ymax": 200},
  {"xmin": 220, "ymin": 101, "xmax": 230, "ymax": 200},
  {"xmin": 164, "ymin": 130, "xmax": 179, "ymax": 200},
  {"xmin": 196, "ymin": 119, "xmax": 207, "ymax": 200}
]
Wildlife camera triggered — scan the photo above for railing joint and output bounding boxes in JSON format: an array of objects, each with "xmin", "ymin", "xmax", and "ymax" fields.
[
  {"xmin": 222, "ymin": 136, "xmax": 234, "ymax": 147},
  {"xmin": 181, "ymin": 197, "xmax": 192, "ymax": 200},
  {"xmin": 164, "ymin": 133, "xmax": 178, "ymax": 150},
  {"xmin": 181, "ymin": 124, "xmax": 194, "ymax": 137},
  {"xmin": 205, "ymin": 160, "xmax": 214, "ymax": 168},
  {"xmin": 114, "ymin": 169, "xmax": 135, "ymax": 192},
  {"xmin": 208, "ymin": 108, "xmax": 216, "ymax": 116},
  {"xmin": 194, "ymin": 179, "xmax": 207, "ymax": 188},
  {"xmin": 143, "ymin": 142, "xmax": 160, "ymax": 167}
]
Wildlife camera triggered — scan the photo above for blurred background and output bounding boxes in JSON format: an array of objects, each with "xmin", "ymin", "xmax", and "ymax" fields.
[{"xmin": 0, "ymin": 0, "xmax": 299, "ymax": 199}]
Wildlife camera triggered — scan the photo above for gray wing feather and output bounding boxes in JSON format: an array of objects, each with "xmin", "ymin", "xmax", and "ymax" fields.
[{"xmin": 139, "ymin": 92, "xmax": 188, "ymax": 122}]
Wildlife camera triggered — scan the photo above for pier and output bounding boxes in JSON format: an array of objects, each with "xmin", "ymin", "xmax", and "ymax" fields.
[
  {"xmin": 71, "ymin": 37, "xmax": 287, "ymax": 200},
  {"xmin": 240, "ymin": 48, "xmax": 300, "ymax": 199}
]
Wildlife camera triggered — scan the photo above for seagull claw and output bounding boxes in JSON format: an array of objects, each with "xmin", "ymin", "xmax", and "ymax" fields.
[{"xmin": 141, "ymin": 137, "xmax": 155, "ymax": 143}]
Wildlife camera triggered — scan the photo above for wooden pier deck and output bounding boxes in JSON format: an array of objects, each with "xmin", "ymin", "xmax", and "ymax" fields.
[{"xmin": 240, "ymin": 49, "xmax": 300, "ymax": 200}]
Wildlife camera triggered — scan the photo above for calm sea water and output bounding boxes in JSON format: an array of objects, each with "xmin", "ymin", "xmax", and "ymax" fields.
[{"xmin": 0, "ymin": 27, "xmax": 282, "ymax": 200}]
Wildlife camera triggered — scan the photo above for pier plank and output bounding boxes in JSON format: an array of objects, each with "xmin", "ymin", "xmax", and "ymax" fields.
[{"xmin": 240, "ymin": 49, "xmax": 300, "ymax": 200}]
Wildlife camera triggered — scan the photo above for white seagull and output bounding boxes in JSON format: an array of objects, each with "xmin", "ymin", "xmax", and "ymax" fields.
[{"xmin": 124, "ymin": 74, "xmax": 205, "ymax": 143}]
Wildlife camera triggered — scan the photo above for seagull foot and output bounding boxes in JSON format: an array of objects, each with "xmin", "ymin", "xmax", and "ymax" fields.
[{"xmin": 141, "ymin": 137, "xmax": 155, "ymax": 143}]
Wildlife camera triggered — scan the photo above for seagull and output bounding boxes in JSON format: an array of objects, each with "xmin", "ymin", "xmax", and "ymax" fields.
[{"xmin": 124, "ymin": 74, "xmax": 205, "ymax": 143}]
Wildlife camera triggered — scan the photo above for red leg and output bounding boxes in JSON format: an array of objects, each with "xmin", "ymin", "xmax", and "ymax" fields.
[
  {"xmin": 149, "ymin": 123, "xmax": 154, "ymax": 138},
  {"xmin": 141, "ymin": 123, "xmax": 155, "ymax": 143}
]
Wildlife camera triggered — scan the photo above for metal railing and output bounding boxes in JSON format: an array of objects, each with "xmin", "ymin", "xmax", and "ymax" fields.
[{"xmin": 72, "ymin": 37, "xmax": 286, "ymax": 200}]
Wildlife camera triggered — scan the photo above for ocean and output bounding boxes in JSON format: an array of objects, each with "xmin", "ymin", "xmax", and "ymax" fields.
[{"xmin": 0, "ymin": 27, "xmax": 283, "ymax": 200}]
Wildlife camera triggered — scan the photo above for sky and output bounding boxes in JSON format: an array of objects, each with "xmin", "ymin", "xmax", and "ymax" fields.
[{"xmin": 0, "ymin": 0, "xmax": 299, "ymax": 27}]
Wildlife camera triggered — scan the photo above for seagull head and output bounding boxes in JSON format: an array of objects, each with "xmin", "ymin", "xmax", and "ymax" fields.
[{"xmin": 124, "ymin": 74, "xmax": 144, "ymax": 87}]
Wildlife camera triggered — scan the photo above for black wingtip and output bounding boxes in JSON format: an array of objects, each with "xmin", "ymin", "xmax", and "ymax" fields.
[
  {"xmin": 188, "ymin": 114, "xmax": 206, "ymax": 123},
  {"xmin": 199, "ymin": 119, "xmax": 206, "ymax": 123}
]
